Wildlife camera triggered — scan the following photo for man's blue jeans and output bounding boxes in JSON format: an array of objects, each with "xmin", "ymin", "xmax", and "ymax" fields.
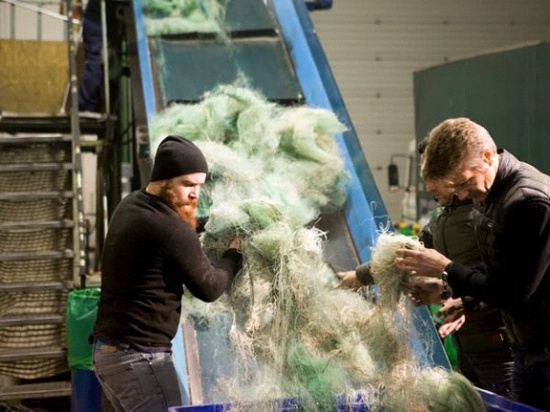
[{"xmin": 93, "ymin": 340, "xmax": 184, "ymax": 411}]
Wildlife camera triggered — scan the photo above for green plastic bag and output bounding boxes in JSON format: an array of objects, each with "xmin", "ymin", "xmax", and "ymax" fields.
[
  {"xmin": 66, "ymin": 288, "xmax": 101, "ymax": 370},
  {"xmin": 443, "ymin": 333, "xmax": 459, "ymax": 370},
  {"xmin": 428, "ymin": 304, "xmax": 459, "ymax": 370}
]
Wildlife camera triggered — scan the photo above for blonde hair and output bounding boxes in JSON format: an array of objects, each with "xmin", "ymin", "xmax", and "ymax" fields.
[{"xmin": 421, "ymin": 118, "xmax": 496, "ymax": 181}]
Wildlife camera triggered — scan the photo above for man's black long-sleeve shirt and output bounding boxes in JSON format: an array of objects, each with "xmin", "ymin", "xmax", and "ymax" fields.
[{"xmin": 93, "ymin": 189, "xmax": 242, "ymax": 349}]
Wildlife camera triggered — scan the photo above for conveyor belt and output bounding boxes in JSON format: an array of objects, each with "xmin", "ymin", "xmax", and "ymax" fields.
[
  {"xmin": 145, "ymin": 0, "xmax": 303, "ymax": 106},
  {"xmin": 153, "ymin": 36, "xmax": 304, "ymax": 106},
  {"xmin": 131, "ymin": 0, "xmax": 449, "ymax": 405}
]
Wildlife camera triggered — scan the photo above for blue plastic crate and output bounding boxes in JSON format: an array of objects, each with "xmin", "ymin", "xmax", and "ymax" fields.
[
  {"xmin": 477, "ymin": 388, "xmax": 545, "ymax": 412},
  {"xmin": 168, "ymin": 389, "xmax": 546, "ymax": 412},
  {"xmin": 168, "ymin": 394, "xmax": 368, "ymax": 412},
  {"xmin": 167, "ymin": 397, "xmax": 297, "ymax": 412}
]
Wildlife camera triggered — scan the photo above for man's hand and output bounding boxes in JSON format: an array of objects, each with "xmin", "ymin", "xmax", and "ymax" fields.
[
  {"xmin": 435, "ymin": 297, "xmax": 466, "ymax": 338},
  {"xmin": 336, "ymin": 271, "xmax": 363, "ymax": 292},
  {"xmin": 437, "ymin": 297, "xmax": 465, "ymax": 319},
  {"xmin": 405, "ymin": 276, "xmax": 445, "ymax": 305},
  {"xmin": 438, "ymin": 314, "xmax": 466, "ymax": 338},
  {"xmin": 229, "ymin": 235, "xmax": 241, "ymax": 250},
  {"xmin": 395, "ymin": 247, "xmax": 451, "ymax": 277}
]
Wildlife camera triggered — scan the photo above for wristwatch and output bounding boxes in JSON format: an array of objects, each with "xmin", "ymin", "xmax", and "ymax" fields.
[
  {"xmin": 356, "ymin": 263, "xmax": 374, "ymax": 286},
  {"xmin": 440, "ymin": 270, "xmax": 451, "ymax": 300}
]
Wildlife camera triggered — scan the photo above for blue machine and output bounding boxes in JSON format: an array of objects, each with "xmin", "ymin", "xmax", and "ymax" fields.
[{"xmin": 128, "ymin": 1, "xmax": 538, "ymax": 410}]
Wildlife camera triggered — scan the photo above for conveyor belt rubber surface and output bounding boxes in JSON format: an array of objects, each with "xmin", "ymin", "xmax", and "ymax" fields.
[{"xmin": 146, "ymin": 0, "xmax": 303, "ymax": 105}]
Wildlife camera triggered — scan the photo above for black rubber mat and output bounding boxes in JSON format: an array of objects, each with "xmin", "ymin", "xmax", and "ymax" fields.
[{"xmin": 154, "ymin": 37, "xmax": 303, "ymax": 105}]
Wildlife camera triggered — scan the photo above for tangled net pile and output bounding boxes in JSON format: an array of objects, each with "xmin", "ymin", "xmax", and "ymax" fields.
[
  {"xmin": 149, "ymin": 85, "xmax": 485, "ymax": 411},
  {"xmin": 141, "ymin": 0, "xmax": 226, "ymax": 36}
]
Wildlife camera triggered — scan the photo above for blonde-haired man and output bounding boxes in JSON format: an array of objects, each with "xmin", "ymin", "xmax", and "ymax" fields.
[{"xmin": 397, "ymin": 118, "xmax": 550, "ymax": 410}]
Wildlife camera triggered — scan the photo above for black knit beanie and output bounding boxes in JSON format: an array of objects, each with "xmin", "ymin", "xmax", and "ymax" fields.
[{"xmin": 150, "ymin": 135, "xmax": 208, "ymax": 181}]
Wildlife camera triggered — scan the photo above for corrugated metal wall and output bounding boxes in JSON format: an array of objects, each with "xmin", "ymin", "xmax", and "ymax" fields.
[{"xmin": 310, "ymin": 0, "xmax": 550, "ymax": 222}]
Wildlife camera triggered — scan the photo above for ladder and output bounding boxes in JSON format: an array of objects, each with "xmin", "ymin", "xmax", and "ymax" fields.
[
  {"xmin": 0, "ymin": 0, "xmax": 127, "ymax": 401},
  {"xmin": 0, "ymin": 133, "xmax": 76, "ymax": 399},
  {"xmin": 0, "ymin": 0, "xmax": 89, "ymax": 401}
]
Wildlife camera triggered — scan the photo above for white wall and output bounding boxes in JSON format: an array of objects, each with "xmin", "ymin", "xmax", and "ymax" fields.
[
  {"xmin": 310, "ymin": 0, "xmax": 550, "ymax": 222},
  {"xmin": 0, "ymin": 1, "xmax": 68, "ymax": 40}
]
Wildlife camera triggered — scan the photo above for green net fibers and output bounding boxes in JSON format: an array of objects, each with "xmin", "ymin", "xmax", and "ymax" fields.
[
  {"xmin": 149, "ymin": 85, "xmax": 484, "ymax": 411},
  {"xmin": 141, "ymin": 0, "xmax": 226, "ymax": 36}
]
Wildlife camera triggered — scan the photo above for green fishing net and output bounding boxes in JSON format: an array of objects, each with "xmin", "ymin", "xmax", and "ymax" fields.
[
  {"xmin": 141, "ymin": 0, "xmax": 226, "ymax": 36},
  {"xmin": 148, "ymin": 85, "xmax": 484, "ymax": 411}
]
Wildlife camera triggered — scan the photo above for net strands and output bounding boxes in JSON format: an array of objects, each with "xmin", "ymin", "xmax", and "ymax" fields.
[
  {"xmin": 0, "ymin": 143, "xmax": 70, "ymax": 165},
  {"xmin": 0, "ymin": 321, "xmax": 68, "ymax": 379},
  {"xmin": 0, "ymin": 228, "xmax": 71, "ymax": 253},
  {"xmin": 141, "ymin": 0, "xmax": 228, "ymax": 36},
  {"xmin": 149, "ymin": 85, "xmax": 484, "ymax": 411},
  {"xmin": 0, "ymin": 258, "xmax": 72, "ymax": 283},
  {"xmin": 0, "ymin": 358, "xmax": 68, "ymax": 380}
]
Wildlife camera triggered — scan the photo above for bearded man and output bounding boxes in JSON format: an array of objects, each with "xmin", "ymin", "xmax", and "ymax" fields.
[{"xmin": 91, "ymin": 135, "xmax": 242, "ymax": 411}]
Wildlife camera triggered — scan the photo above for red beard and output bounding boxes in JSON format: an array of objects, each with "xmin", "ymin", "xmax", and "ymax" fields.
[{"xmin": 159, "ymin": 185, "xmax": 198, "ymax": 230}]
